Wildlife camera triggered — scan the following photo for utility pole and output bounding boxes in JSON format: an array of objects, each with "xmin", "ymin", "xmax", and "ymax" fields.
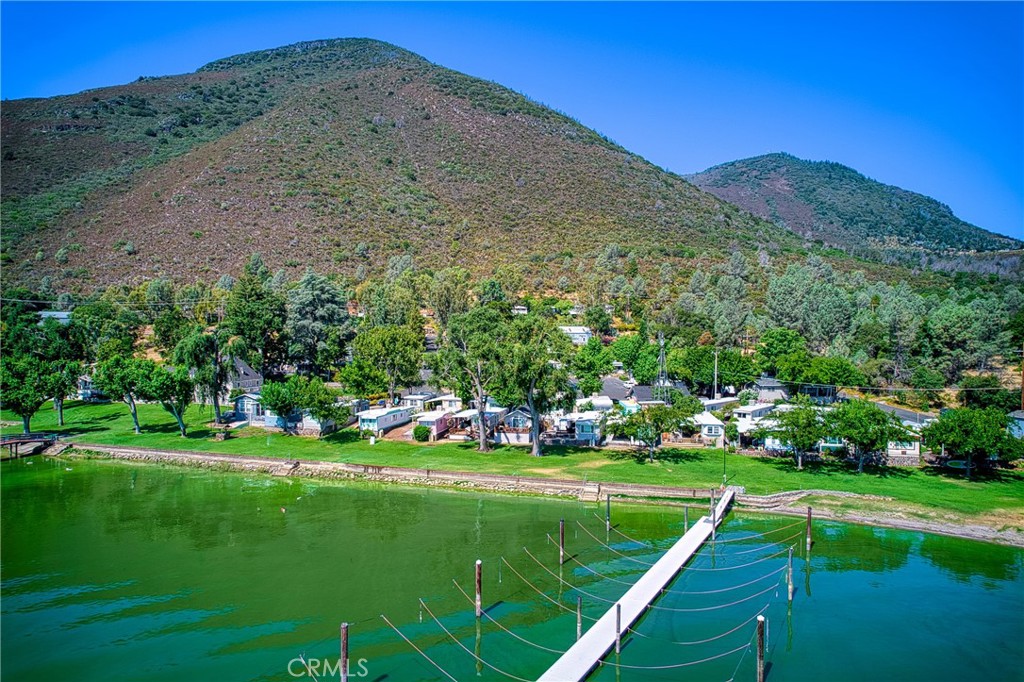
[{"xmin": 713, "ymin": 349, "xmax": 720, "ymax": 399}]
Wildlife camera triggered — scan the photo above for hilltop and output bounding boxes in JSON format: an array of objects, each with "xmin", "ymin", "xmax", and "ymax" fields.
[
  {"xmin": 687, "ymin": 153, "xmax": 1021, "ymax": 256},
  {"xmin": 1, "ymin": 38, "xmax": 801, "ymax": 290}
]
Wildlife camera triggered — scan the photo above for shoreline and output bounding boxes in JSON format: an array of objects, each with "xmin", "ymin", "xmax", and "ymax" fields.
[{"xmin": 53, "ymin": 443, "xmax": 1024, "ymax": 548}]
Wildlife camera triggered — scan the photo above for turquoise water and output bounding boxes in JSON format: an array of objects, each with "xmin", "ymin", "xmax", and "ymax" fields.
[{"xmin": 2, "ymin": 456, "xmax": 1022, "ymax": 681}]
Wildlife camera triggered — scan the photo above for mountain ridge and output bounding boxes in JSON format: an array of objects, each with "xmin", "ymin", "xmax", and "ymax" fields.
[
  {"xmin": 686, "ymin": 152, "xmax": 1020, "ymax": 254},
  {"xmin": 1, "ymin": 38, "xmax": 1016, "ymax": 292}
]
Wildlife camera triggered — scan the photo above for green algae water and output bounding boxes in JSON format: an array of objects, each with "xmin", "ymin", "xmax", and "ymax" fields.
[{"xmin": 2, "ymin": 457, "xmax": 1022, "ymax": 682}]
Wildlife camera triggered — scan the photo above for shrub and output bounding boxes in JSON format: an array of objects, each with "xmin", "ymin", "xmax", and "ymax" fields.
[{"xmin": 413, "ymin": 424, "xmax": 431, "ymax": 442}]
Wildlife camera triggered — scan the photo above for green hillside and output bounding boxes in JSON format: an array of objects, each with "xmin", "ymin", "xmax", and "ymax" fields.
[
  {"xmin": 687, "ymin": 153, "xmax": 1021, "ymax": 255},
  {"xmin": 1, "ymin": 38, "xmax": 802, "ymax": 291}
]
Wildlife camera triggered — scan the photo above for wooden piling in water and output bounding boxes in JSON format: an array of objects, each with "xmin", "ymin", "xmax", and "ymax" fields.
[
  {"xmin": 614, "ymin": 603, "xmax": 621, "ymax": 655},
  {"xmin": 805, "ymin": 506, "xmax": 813, "ymax": 552},
  {"xmin": 475, "ymin": 559, "xmax": 482, "ymax": 618},
  {"xmin": 787, "ymin": 547, "xmax": 794, "ymax": 602},
  {"xmin": 756, "ymin": 615, "xmax": 765, "ymax": 682},
  {"xmin": 684, "ymin": 505, "xmax": 689, "ymax": 532},
  {"xmin": 605, "ymin": 494, "xmax": 611, "ymax": 532},
  {"xmin": 576, "ymin": 596, "xmax": 582, "ymax": 641},
  {"xmin": 560, "ymin": 518, "xmax": 566, "ymax": 565},
  {"xmin": 340, "ymin": 622, "xmax": 349, "ymax": 682}
]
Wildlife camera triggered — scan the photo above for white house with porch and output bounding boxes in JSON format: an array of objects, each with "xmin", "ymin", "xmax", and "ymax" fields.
[
  {"xmin": 494, "ymin": 408, "xmax": 533, "ymax": 444},
  {"xmin": 693, "ymin": 412, "xmax": 726, "ymax": 448}
]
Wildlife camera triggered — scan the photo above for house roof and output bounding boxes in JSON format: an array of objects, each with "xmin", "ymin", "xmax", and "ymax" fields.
[
  {"xmin": 755, "ymin": 377, "xmax": 786, "ymax": 389},
  {"xmin": 559, "ymin": 326, "xmax": 591, "ymax": 335},
  {"xmin": 564, "ymin": 410, "xmax": 602, "ymax": 422},
  {"xmin": 39, "ymin": 310, "xmax": 71, "ymax": 324},
  {"xmin": 356, "ymin": 407, "xmax": 409, "ymax": 419},
  {"xmin": 577, "ymin": 395, "xmax": 614, "ymax": 411},
  {"xmin": 631, "ymin": 381, "xmax": 690, "ymax": 403},
  {"xmin": 701, "ymin": 397, "xmax": 740, "ymax": 410},
  {"xmin": 733, "ymin": 403, "xmax": 777, "ymax": 416},
  {"xmin": 871, "ymin": 401, "xmax": 935, "ymax": 424},
  {"xmin": 402, "ymin": 393, "xmax": 436, "ymax": 401},
  {"xmin": 504, "ymin": 407, "xmax": 531, "ymax": 417},
  {"xmin": 1010, "ymin": 410, "xmax": 1024, "ymax": 420},
  {"xmin": 417, "ymin": 409, "xmax": 451, "ymax": 422},
  {"xmin": 600, "ymin": 376, "xmax": 631, "ymax": 401},
  {"xmin": 232, "ymin": 357, "xmax": 261, "ymax": 383},
  {"xmin": 452, "ymin": 407, "xmax": 504, "ymax": 419},
  {"xmin": 428, "ymin": 393, "xmax": 462, "ymax": 403},
  {"xmin": 694, "ymin": 411, "xmax": 725, "ymax": 427}
]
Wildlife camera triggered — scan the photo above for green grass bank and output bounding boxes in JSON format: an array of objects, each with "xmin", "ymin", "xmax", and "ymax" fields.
[{"xmin": 4, "ymin": 400, "xmax": 1023, "ymax": 529}]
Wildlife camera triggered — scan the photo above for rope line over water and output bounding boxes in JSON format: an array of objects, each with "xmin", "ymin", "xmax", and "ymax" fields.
[
  {"xmin": 713, "ymin": 518, "xmax": 806, "ymax": 543},
  {"xmin": 379, "ymin": 613, "xmax": 459, "ymax": 682},
  {"xmin": 419, "ymin": 598, "xmax": 533, "ymax": 682},
  {"xmin": 501, "ymin": 557, "xmax": 600, "ymax": 622},
  {"xmin": 593, "ymin": 515, "xmax": 805, "ymax": 549},
  {"xmin": 577, "ymin": 520, "xmax": 790, "ymax": 573},
  {"xmin": 669, "ymin": 564, "xmax": 787, "ymax": 595},
  {"xmin": 451, "ymin": 579, "xmax": 567, "ymax": 656},
  {"xmin": 717, "ymin": 530, "xmax": 804, "ymax": 556},
  {"xmin": 576, "ymin": 522, "xmax": 661, "ymax": 566},
  {"xmin": 524, "ymin": 546, "xmax": 787, "ymax": 614},
  {"xmin": 726, "ymin": 627, "xmax": 759, "ymax": 681},
  {"xmin": 630, "ymin": 599, "xmax": 772, "ymax": 647},
  {"xmin": 597, "ymin": 640, "xmax": 752, "ymax": 670},
  {"xmin": 683, "ymin": 546, "xmax": 792, "ymax": 572},
  {"xmin": 564, "ymin": 552, "xmax": 640, "ymax": 587}
]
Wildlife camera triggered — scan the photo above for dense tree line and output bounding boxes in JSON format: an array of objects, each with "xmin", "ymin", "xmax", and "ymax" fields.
[{"xmin": 2, "ymin": 251, "xmax": 1021, "ymax": 450}]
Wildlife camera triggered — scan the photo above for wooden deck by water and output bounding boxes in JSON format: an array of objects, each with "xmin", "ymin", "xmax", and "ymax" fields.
[{"xmin": 537, "ymin": 489, "xmax": 735, "ymax": 682}]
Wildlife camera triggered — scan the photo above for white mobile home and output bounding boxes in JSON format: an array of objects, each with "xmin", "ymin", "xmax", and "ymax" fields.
[
  {"xmin": 357, "ymin": 407, "xmax": 413, "ymax": 437},
  {"xmin": 399, "ymin": 392, "xmax": 436, "ymax": 413},
  {"xmin": 416, "ymin": 410, "xmax": 453, "ymax": 441},
  {"xmin": 426, "ymin": 394, "xmax": 463, "ymax": 412}
]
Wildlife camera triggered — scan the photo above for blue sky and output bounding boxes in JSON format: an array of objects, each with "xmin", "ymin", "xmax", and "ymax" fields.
[{"xmin": 2, "ymin": 1, "xmax": 1021, "ymax": 241}]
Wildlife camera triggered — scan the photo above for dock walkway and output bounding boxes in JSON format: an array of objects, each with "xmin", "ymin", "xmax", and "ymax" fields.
[{"xmin": 538, "ymin": 489, "xmax": 735, "ymax": 682}]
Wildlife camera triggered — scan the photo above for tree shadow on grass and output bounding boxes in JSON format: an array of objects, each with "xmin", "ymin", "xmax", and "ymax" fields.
[
  {"xmin": 919, "ymin": 462, "xmax": 1019, "ymax": 483},
  {"xmin": 322, "ymin": 429, "xmax": 362, "ymax": 446},
  {"xmin": 757, "ymin": 456, "xmax": 913, "ymax": 480},
  {"xmin": 602, "ymin": 446, "xmax": 705, "ymax": 465},
  {"xmin": 655, "ymin": 448, "xmax": 707, "ymax": 464}
]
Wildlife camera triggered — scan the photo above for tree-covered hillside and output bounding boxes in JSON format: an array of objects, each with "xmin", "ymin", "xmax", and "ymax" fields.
[{"xmin": 688, "ymin": 153, "xmax": 1021, "ymax": 257}]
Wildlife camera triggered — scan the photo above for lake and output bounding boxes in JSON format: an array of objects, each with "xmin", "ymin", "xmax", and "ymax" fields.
[{"xmin": 2, "ymin": 456, "xmax": 1021, "ymax": 681}]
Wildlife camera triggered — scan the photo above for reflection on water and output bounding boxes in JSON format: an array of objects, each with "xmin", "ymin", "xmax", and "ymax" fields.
[{"xmin": 2, "ymin": 457, "xmax": 1022, "ymax": 682}]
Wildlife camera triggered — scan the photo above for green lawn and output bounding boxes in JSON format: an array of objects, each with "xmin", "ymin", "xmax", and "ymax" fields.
[{"xmin": 5, "ymin": 400, "xmax": 1023, "ymax": 522}]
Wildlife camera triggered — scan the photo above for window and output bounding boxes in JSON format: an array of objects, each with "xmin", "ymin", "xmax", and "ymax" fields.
[{"xmin": 706, "ymin": 426, "xmax": 721, "ymax": 436}]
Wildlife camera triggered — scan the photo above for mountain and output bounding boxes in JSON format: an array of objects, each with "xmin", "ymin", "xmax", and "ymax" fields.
[
  {"xmin": 687, "ymin": 153, "xmax": 1021, "ymax": 255},
  {"xmin": 1, "ymin": 38, "xmax": 801, "ymax": 290}
]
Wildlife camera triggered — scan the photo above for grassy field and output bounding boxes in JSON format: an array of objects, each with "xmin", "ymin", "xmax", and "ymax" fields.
[{"xmin": 4, "ymin": 400, "xmax": 1023, "ymax": 523}]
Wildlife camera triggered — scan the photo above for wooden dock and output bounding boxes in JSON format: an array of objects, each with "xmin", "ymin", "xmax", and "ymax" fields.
[{"xmin": 537, "ymin": 489, "xmax": 735, "ymax": 682}]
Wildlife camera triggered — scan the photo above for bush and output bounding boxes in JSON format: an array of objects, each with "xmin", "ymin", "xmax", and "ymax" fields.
[{"xmin": 413, "ymin": 424, "xmax": 431, "ymax": 442}]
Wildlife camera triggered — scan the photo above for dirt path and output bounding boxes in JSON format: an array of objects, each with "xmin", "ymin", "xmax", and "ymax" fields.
[{"xmin": 746, "ymin": 498, "xmax": 1024, "ymax": 548}]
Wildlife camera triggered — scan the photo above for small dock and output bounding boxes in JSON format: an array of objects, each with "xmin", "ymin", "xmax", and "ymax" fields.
[
  {"xmin": 0, "ymin": 433, "xmax": 60, "ymax": 460},
  {"xmin": 538, "ymin": 489, "xmax": 735, "ymax": 682}
]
